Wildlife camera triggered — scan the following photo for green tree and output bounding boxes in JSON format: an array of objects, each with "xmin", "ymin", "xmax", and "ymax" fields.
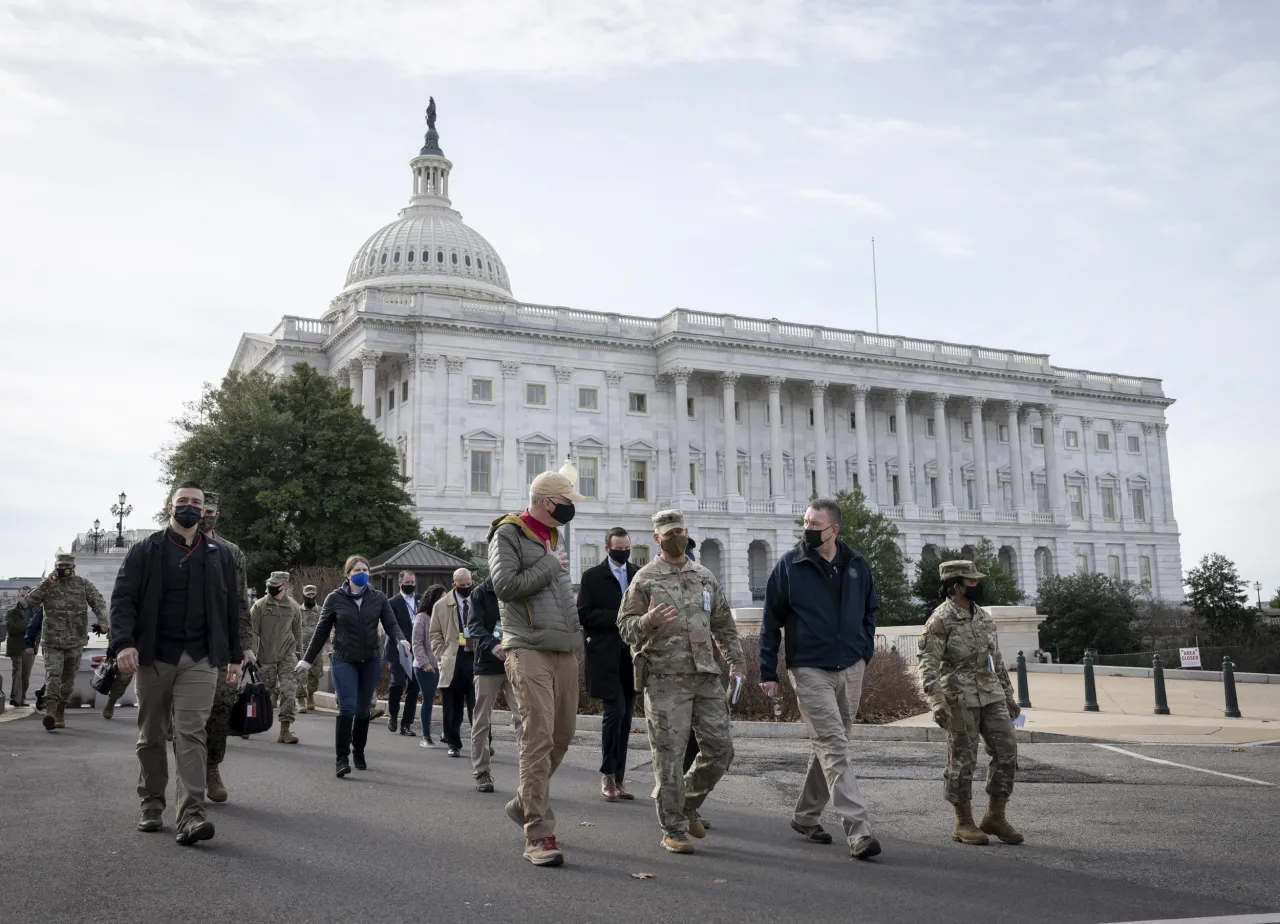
[
  {"xmin": 1184, "ymin": 553, "xmax": 1254, "ymax": 641},
  {"xmin": 424, "ymin": 527, "xmax": 489, "ymax": 581},
  {"xmin": 1037, "ymin": 572, "xmax": 1142, "ymax": 663},
  {"xmin": 1270, "ymin": 587, "xmax": 1280, "ymax": 609},
  {"xmin": 162, "ymin": 363, "xmax": 422, "ymax": 578},
  {"xmin": 909, "ymin": 538, "xmax": 1025, "ymax": 620},
  {"xmin": 799, "ymin": 488, "xmax": 915, "ymax": 625}
]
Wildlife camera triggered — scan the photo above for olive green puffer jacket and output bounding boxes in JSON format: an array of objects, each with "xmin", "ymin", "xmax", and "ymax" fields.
[{"xmin": 486, "ymin": 514, "xmax": 582, "ymax": 654}]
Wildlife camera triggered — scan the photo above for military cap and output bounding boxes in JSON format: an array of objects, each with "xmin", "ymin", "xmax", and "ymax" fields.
[
  {"xmin": 939, "ymin": 560, "xmax": 985, "ymax": 581},
  {"xmin": 204, "ymin": 491, "xmax": 219, "ymax": 506},
  {"xmin": 302, "ymin": 584, "xmax": 317, "ymax": 595},
  {"xmin": 55, "ymin": 549, "xmax": 74, "ymax": 565},
  {"xmin": 266, "ymin": 570, "xmax": 290, "ymax": 587},
  {"xmin": 652, "ymin": 509, "xmax": 685, "ymax": 536},
  {"xmin": 529, "ymin": 470, "xmax": 585, "ymax": 502}
]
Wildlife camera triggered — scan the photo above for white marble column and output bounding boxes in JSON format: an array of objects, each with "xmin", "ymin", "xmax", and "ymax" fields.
[
  {"xmin": 853, "ymin": 385, "xmax": 872, "ymax": 503},
  {"xmin": 1142, "ymin": 422, "xmax": 1161, "ymax": 522},
  {"xmin": 721, "ymin": 372, "xmax": 741, "ymax": 499},
  {"xmin": 1155, "ymin": 423, "xmax": 1175, "ymax": 523},
  {"xmin": 894, "ymin": 389, "xmax": 912, "ymax": 507},
  {"xmin": 1007, "ymin": 400, "xmax": 1026, "ymax": 509},
  {"xmin": 443, "ymin": 356, "xmax": 464, "ymax": 495},
  {"xmin": 414, "ymin": 352, "xmax": 436, "ymax": 492},
  {"xmin": 555, "ymin": 366, "xmax": 573, "ymax": 469},
  {"xmin": 969, "ymin": 397, "xmax": 990, "ymax": 507},
  {"xmin": 812, "ymin": 380, "xmax": 830, "ymax": 497},
  {"xmin": 347, "ymin": 363, "xmax": 361, "ymax": 408},
  {"xmin": 1018, "ymin": 406, "xmax": 1034, "ymax": 504},
  {"xmin": 673, "ymin": 367, "xmax": 693, "ymax": 502},
  {"xmin": 359, "ymin": 350, "xmax": 380, "ymax": 423},
  {"xmin": 501, "ymin": 361, "xmax": 522, "ymax": 505},
  {"xmin": 767, "ymin": 376, "xmax": 785, "ymax": 501},
  {"xmin": 1113, "ymin": 419, "xmax": 1129, "ymax": 522},
  {"xmin": 1042, "ymin": 404, "xmax": 1063, "ymax": 513},
  {"xmin": 605, "ymin": 370, "xmax": 625, "ymax": 501},
  {"xmin": 932, "ymin": 393, "xmax": 953, "ymax": 507}
]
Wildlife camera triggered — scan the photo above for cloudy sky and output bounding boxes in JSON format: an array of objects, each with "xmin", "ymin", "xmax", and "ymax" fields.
[{"xmin": 1, "ymin": 0, "xmax": 1276, "ymax": 598}]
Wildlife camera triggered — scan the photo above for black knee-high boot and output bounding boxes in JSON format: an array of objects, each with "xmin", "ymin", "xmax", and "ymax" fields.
[
  {"xmin": 335, "ymin": 715, "xmax": 354, "ymax": 778},
  {"xmin": 352, "ymin": 716, "xmax": 370, "ymax": 771}
]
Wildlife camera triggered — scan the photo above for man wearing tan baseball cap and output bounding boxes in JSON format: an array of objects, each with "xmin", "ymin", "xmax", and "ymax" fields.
[{"xmin": 485, "ymin": 466, "xmax": 584, "ymax": 867}]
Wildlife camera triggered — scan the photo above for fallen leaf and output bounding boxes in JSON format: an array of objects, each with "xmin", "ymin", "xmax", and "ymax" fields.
[
  {"xmin": 579, "ymin": 821, "xmax": 597, "ymax": 826},
  {"xmin": 713, "ymin": 879, "xmax": 728, "ymax": 884},
  {"xmin": 631, "ymin": 873, "xmax": 656, "ymax": 880}
]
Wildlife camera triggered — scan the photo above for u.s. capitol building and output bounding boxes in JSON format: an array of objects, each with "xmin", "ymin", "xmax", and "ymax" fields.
[{"xmin": 232, "ymin": 105, "xmax": 1183, "ymax": 606}]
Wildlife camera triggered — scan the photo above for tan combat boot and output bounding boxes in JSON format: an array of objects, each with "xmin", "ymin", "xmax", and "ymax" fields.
[
  {"xmin": 54, "ymin": 702, "xmax": 66, "ymax": 728},
  {"xmin": 306, "ymin": 694, "xmax": 317, "ymax": 711},
  {"xmin": 662, "ymin": 833, "xmax": 696, "ymax": 854},
  {"xmin": 683, "ymin": 806, "xmax": 707, "ymax": 839},
  {"xmin": 207, "ymin": 763, "xmax": 228, "ymax": 803},
  {"xmin": 952, "ymin": 803, "xmax": 990, "ymax": 845},
  {"xmin": 979, "ymin": 795, "xmax": 1025, "ymax": 845},
  {"xmin": 296, "ymin": 697, "xmax": 308, "ymax": 714},
  {"xmin": 278, "ymin": 720, "xmax": 298, "ymax": 744},
  {"xmin": 102, "ymin": 695, "xmax": 119, "ymax": 719}
]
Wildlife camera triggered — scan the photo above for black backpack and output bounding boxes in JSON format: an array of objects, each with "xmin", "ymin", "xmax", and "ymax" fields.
[{"xmin": 229, "ymin": 664, "xmax": 274, "ymax": 736}]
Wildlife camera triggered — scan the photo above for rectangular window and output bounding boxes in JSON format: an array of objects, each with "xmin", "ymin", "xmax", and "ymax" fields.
[
  {"xmin": 1076, "ymin": 553, "xmax": 1090, "ymax": 574},
  {"xmin": 737, "ymin": 465, "xmax": 744, "ymax": 495},
  {"xmin": 852, "ymin": 472, "xmax": 860, "ymax": 490},
  {"xmin": 1131, "ymin": 488, "xmax": 1146, "ymax": 522},
  {"xmin": 808, "ymin": 407, "xmax": 815, "ymax": 428},
  {"xmin": 1032, "ymin": 427, "xmax": 1044, "ymax": 447},
  {"xmin": 1101, "ymin": 486, "xmax": 1116, "ymax": 520},
  {"xmin": 525, "ymin": 452, "xmax": 547, "ymax": 487},
  {"xmin": 1096, "ymin": 431, "xmax": 1111, "ymax": 452},
  {"xmin": 966, "ymin": 479, "xmax": 977, "ymax": 510},
  {"xmin": 526, "ymin": 382, "xmax": 546, "ymax": 406},
  {"xmin": 767, "ymin": 465, "xmax": 774, "ymax": 495},
  {"xmin": 998, "ymin": 424, "xmax": 1009, "ymax": 443},
  {"xmin": 734, "ymin": 401, "xmax": 741, "ymax": 423},
  {"xmin": 689, "ymin": 462, "xmax": 697, "ymax": 494},
  {"xmin": 578, "ymin": 387, "xmax": 598, "ymax": 410},
  {"xmin": 1128, "ymin": 435, "xmax": 1141, "ymax": 453},
  {"xmin": 631, "ymin": 544, "xmax": 651, "ymax": 567},
  {"xmin": 402, "ymin": 381, "xmax": 409, "ymax": 402},
  {"xmin": 926, "ymin": 418, "xmax": 935, "ymax": 437},
  {"xmin": 629, "ymin": 460, "xmax": 648, "ymax": 501},
  {"xmin": 471, "ymin": 378, "xmax": 493, "ymax": 402},
  {"xmin": 848, "ymin": 410, "xmax": 856, "ymax": 430},
  {"xmin": 1139, "ymin": 555, "xmax": 1152, "ymax": 589},
  {"xmin": 470, "ymin": 451, "xmax": 492, "ymax": 495},
  {"xmin": 929, "ymin": 477, "xmax": 938, "ymax": 507},
  {"xmin": 1069, "ymin": 485, "xmax": 1084, "ymax": 519},
  {"xmin": 1065, "ymin": 429, "xmax": 1080, "ymax": 449},
  {"xmin": 375, "ymin": 396, "xmax": 382, "ymax": 418},
  {"xmin": 891, "ymin": 474, "xmax": 900, "ymax": 505},
  {"xmin": 1108, "ymin": 555, "xmax": 1122, "ymax": 580},
  {"xmin": 962, "ymin": 421, "xmax": 974, "ymax": 441},
  {"xmin": 888, "ymin": 414, "xmax": 897, "ymax": 435},
  {"xmin": 810, "ymin": 469, "xmax": 817, "ymax": 496},
  {"xmin": 1001, "ymin": 481, "xmax": 1013, "ymax": 511},
  {"xmin": 578, "ymin": 457, "xmax": 598, "ymax": 498},
  {"xmin": 1036, "ymin": 481, "xmax": 1049, "ymax": 513},
  {"xmin": 580, "ymin": 543, "xmax": 599, "ymax": 574},
  {"xmin": 628, "ymin": 392, "xmax": 648, "ymax": 414},
  {"xmin": 470, "ymin": 541, "xmax": 487, "ymax": 559},
  {"xmin": 780, "ymin": 405, "xmax": 785, "ymax": 426},
  {"xmin": 388, "ymin": 389, "xmax": 395, "ymax": 411},
  {"xmin": 687, "ymin": 396, "xmax": 695, "ymax": 418}
]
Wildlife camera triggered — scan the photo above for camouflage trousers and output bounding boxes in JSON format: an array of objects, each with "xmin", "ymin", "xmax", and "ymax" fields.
[
  {"xmin": 42, "ymin": 646, "xmax": 83, "ymax": 716},
  {"xmin": 643, "ymin": 672, "xmax": 734, "ymax": 837},
  {"xmin": 105, "ymin": 667, "xmax": 133, "ymax": 702},
  {"xmin": 943, "ymin": 700, "xmax": 1018, "ymax": 805},
  {"xmin": 260, "ymin": 663, "xmax": 297, "ymax": 722},
  {"xmin": 205, "ymin": 671, "xmax": 240, "ymax": 766},
  {"xmin": 300, "ymin": 655, "xmax": 325, "ymax": 701}
]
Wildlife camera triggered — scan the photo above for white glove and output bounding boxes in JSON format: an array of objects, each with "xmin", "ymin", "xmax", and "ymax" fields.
[{"xmin": 293, "ymin": 659, "xmax": 311, "ymax": 675}]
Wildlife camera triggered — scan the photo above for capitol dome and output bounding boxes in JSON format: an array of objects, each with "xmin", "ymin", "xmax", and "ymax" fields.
[{"xmin": 339, "ymin": 100, "xmax": 513, "ymax": 302}]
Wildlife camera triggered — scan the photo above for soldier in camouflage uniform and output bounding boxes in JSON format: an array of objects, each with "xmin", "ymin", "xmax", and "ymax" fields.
[
  {"xmin": 917, "ymin": 560, "xmax": 1024, "ymax": 846},
  {"xmin": 296, "ymin": 584, "xmax": 325, "ymax": 712},
  {"xmin": 251, "ymin": 570, "xmax": 303, "ymax": 743},
  {"xmin": 619, "ymin": 509, "xmax": 745, "ymax": 855},
  {"xmin": 200, "ymin": 494, "xmax": 255, "ymax": 803},
  {"xmin": 27, "ymin": 550, "xmax": 109, "ymax": 730}
]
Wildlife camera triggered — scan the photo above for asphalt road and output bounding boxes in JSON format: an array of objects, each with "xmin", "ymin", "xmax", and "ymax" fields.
[{"xmin": 2, "ymin": 706, "xmax": 1278, "ymax": 924}]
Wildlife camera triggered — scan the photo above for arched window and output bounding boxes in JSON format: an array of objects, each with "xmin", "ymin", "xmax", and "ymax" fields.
[
  {"xmin": 393, "ymin": 251, "xmax": 400, "ymax": 263},
  {"xmin": 423, "ymin": 250, "xmax": 430, "ymax": 263},
  {"xmin": 464, "ymin": 255, "xmax": 472, "ymax": 268},
  {"xmin": 437, "ymin": 251, "xmax": 444, "ymax": 264},
  {"xmin": 367, "ymin": 254, "xmax": 374, "ymax": 267},
  {"xmin": 407, "ymin": 251, "xmax": 414, "ymax": 263},
  {"xmin": 380, "ymin": 253, "xmax": 387, "ymax": 265},
  {"xmin": 451, "ymin": 253, "xmax": 458, "ymax": 265}
]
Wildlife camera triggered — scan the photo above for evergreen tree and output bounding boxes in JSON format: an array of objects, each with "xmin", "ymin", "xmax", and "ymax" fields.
[
  {"xmin": 1184, "ymin": 553, "xmax": 1255, "ymax": 641},
  {"xmin": 1037, "ymin": 572, "xmax": 1142, "ymax": 663},
  {"xmin": 910, "ymin": 538, "xmax": 1025, "ymax": 620}
]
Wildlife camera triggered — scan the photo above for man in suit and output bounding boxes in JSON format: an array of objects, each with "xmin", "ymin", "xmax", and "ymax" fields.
[
  {"xmin": 430, "ymin": 568, "xmax": 476, "ymax": 758},
  {"xmin": 577, "ymin": 527, "xmax": 639, "ymax": 802},
  {"xmin": 385, "ymin": 569, "xmax": 420, "ymax": 736}
]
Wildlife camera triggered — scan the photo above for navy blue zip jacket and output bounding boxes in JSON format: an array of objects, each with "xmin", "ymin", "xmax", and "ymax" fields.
[{"xmin": 759, "ymin": 539, "xmax": 878, "ymax": 683}]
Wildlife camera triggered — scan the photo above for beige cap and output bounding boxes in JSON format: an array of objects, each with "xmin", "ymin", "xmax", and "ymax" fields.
[
  {"xmin": 266, "ymin": 570, "xmax": 290, "ymax": 587},
  {"xmin": 204, "ymin": 491, "xmax": 220, "ymax": 508},
  {"xmin": 55, "ymin": 549, "xmax": 74, "ymax": 565},
  {"xmin": 652, "ymin": 509, "xmax": 685, "ymax": 536},
  {"xmin": 529, "ymin": 470, "xmax": 585, "ymax": 503},
  {"xmin": 940, "ymin": 560, "xmax": 985, "ymax": 581},
  {"xmin": 302, "ymin": 584, "xmax": 317, "ymax": 595}
]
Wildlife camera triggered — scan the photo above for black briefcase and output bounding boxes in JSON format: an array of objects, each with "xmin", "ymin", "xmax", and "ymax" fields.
[{"xmin": 229, "ymin": 664, "xmax": 274, "ymax": 736}]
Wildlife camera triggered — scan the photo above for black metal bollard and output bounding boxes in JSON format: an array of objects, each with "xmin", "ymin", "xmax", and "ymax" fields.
[
  {"xmin": 1223, "ymin": 656, "xmax": 1242, "ymax": 718},
  {"xmin": 1016, "ymin": 651, "xmax": 1033, "ymax": 709},
  {"xmin": 1152, "ymin": 653, "xmax": 1170, "ymax": 715},
  {"xmin": 1083, "ymin": 650, "xmax": 1100, "ymax": 712}
]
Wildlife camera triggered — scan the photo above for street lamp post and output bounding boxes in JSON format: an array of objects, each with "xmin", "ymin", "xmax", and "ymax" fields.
[
  {"xmin": 86, "ymin": 518, "xmax": 106, "ymax": 555},
  {"xmin": 111, "ymin": 492, "xmax": 133, "ymax": 548},
  {"xmin": 1255, "ymin": 581, "xmax": 1264, "ymax": 610}
]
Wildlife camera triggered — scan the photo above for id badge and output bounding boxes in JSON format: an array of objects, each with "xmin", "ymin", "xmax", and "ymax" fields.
[
  {"xmin": 987, "ymin": 653, "xmax": 995, "ymax": 673},
  {"xmin": 702, "ymin": 588, "xmax": 712, "ymax": 612},
  {"xmin": 458, "ymin": 632, "xmax": 467, "ymax": 646}
]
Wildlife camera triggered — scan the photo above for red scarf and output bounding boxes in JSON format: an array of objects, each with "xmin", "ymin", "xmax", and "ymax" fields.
[{"xmin": 519, "ymin": 510, "xmax": 553, "ymax": 547}]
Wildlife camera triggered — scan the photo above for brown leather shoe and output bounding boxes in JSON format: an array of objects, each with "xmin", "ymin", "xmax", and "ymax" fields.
[
  {"xmin": 601, "ymin": 776, "xmax": 619, "ymax": 802},
  {"xmin": 614, "ymin": 779, "xmax": 635, "ymax": 800}
]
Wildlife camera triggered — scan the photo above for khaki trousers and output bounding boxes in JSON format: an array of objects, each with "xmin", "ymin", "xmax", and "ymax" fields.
[
  {"xmin": 10, "ymin": 651, "xmax": 34, "ymax": 701},
  {"xmin": 472, "ymin": 672, "xmax": 523, "ymax": 775},
  {"xmin": 135, "ymin": 654, "xmax": 218, "ymax": 824},
  {"xmin": 790, "ymin": 662, "xmax": 874, "ymax": 843},
  {"xmin": 504, "ymin": 649, "xmax": 577, "ymax": 840}
]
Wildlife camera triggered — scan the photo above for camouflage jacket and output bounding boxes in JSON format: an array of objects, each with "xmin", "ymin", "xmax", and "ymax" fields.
[
  {"xmin": 300, "ymin": 602, "xmax": 323, "ymax": 652},
  {"xmin": 917, "ymin": 598, "xmax": 1014, "ymax": 709},
  {"xmin": 250, "ymin": 594, "xmax": 303, "ymax": 664},
  {"xmin": 210, "ymin": 534, "xmax": 254, "ymax": 654},
  {"xmin": 25, "ymin": 573, "xmax": 108, "ymax": 649},
  {"xmin": 618, "ymin": 557, "xmax": 744, "ymax": 678}
]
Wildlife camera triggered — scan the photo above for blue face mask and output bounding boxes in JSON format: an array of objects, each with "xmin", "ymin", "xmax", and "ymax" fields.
[{"xmin": 349, "ymin": 572, "xmax": 369, "ymax": 588}]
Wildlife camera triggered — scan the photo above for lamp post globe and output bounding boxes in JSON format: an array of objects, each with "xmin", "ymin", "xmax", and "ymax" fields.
[{"xmin": 111, "ymin": 492, "xmax": 133, "ymax": 548}]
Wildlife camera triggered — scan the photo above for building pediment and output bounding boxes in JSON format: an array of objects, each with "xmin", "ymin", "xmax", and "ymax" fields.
[{"xmin": 518, "ymin": 431, "xmax": 556, "ymax": 446}]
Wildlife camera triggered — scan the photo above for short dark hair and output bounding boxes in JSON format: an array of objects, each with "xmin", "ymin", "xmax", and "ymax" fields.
[
  {"xmin": 808, "ymin": 497, "xmax": 842, "ymax": 526},
  {"xmin": 939, "ymin": 576, "xmax": 963, "ymax": 600},
  {"xmin": 604, "ymin": 527, "xmax": 629, "ymax": 547},
  {"xmin": 172, "ymin": 480, "xmax": 204, "ymax": 500}
]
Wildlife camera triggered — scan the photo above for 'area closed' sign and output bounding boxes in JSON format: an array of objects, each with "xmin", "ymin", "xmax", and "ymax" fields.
[{"xmin": 1179, "ymin": 647, "xmax": 1202, "ymax": 668}]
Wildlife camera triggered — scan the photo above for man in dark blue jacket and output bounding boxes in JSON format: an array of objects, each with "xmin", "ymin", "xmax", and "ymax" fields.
[{"xmin": 759, "ymin": 497, "xmax": 881, "ymax": 861}]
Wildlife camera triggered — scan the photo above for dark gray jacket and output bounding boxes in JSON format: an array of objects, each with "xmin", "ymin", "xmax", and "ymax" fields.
[
  {"xmin": 486, "ymin": 514, "xmax": 581, "ymax": 654},
  {"xmin": 304, "ymin": 583, "xmax": 403, "ymax": 665}
]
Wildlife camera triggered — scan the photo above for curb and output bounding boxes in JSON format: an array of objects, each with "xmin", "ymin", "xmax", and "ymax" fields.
[{"xmin": 310, "ymin": 693, "xmax": 1094, "ymax": 744}]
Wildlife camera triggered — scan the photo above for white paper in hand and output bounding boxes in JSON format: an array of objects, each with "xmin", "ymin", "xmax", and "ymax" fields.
[
  {"xmin": 1013, "ymin": 713, "xmax": 1026, "ymax": 727},
  {"xmin": 398, "ymin": 645, "xmax": 413, "ymax": 677}
]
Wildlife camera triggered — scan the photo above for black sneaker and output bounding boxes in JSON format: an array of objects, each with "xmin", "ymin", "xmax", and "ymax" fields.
[
  {"xmin": 476, "ymin": 770, "xmax": 495, "ymax": 793},
  {"xmin": 388, "ymin": 715, "xmax": 399, "ymax": 733},
  {"xmin": 34, "ymin": 687, "xmax": 45, "ymax": 712},
  {"xmin": 137, "ymin": 809, "xmax": 164, "ymax": 833},
  {"xmin": 175, "ymin": 816, "xmax": 215, "ymax": 846},
  {"xmin": 447, "ymin": 747, "xmax": 461, "ymax": 758},
  {"xmin": 353, "ymin": 752, "xmax": 368, "ymax": 771},
  {"xmin": 851, "ymin": 835, "xmax": 882, "ymax": 861}
]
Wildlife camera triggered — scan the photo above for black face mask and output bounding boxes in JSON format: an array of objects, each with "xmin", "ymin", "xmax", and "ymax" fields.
[
  {"xmin": 268, "ymin": 586, "xmax": 282, "ymax": 597},
  {"xmin": 804, "ymin": 527, "xmax": 831, "ymax": 549},
  {"xmin": 456, "ymin": 585, "xmax": 473, "ymax": 598},
  {"xmin": 173, "ymin": 505, "xmax": 203, "ymax": 528},
  {"xmin": 401, "ymin": 584, "xmax": 416, "ymax": 596},
  {"xmin": 304, "ymin": 596, "xmax": 316, "ymax": 609},
  {"xmin": 550, "ymin": 501, "xmax": 576, "ymax": 525},
  {"xmin": 608, "ymin": 548, "xmax": 631, "ymax": 565},
  {"xmin": 963, "ymin": 583, "xmax": 985, "ymax": 605}
]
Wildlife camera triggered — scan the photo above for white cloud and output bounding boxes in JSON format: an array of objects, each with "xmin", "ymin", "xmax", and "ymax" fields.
[
  {"xmin": 798, "ymin": 188, "xmax": 890, "ymax": 217},
  {"xmin": 917, "ymin": 229, "xmax": 974, "ymax": 258},
  {"xmin": 0, "ymin": 68, "xmax": 64, "ymax": 136}
]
